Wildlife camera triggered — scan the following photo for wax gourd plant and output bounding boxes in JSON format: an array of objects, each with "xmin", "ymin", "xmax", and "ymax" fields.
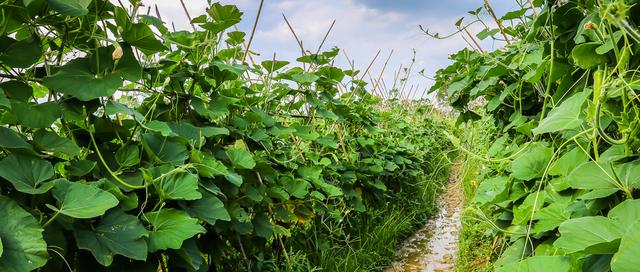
[
  {"xmin": 0, "ymin": 0, "xmax": 449, "ymax": 271},
  {"xmin": 432, "ymin": 0, "xmax": 640, "ymax": 270}
]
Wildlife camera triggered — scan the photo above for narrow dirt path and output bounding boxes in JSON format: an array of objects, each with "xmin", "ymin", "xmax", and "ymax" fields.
[{"xmin": 386, "ymin": 163, "xmax": 463, "ymax": 272}]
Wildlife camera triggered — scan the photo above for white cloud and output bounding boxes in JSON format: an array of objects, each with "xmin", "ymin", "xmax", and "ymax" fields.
[{"xmin": 136, "ymin": 0, "xmax": 508, "ymax": 99}]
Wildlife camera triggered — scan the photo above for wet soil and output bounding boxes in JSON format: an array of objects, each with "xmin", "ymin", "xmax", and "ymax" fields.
[{"xmin": 386, "ymin": 164, "xmax": 464, "ymax": 272}]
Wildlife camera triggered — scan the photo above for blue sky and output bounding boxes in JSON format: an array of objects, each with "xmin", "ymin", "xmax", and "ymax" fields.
[{"xmin": 141, "ymin": 0, "xmax": 522, "ymax": 98}]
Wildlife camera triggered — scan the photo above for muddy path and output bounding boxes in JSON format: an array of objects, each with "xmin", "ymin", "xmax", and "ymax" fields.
[{"xmin": 386, "ymin": 163, "xmax": 464, "ymax": 272}]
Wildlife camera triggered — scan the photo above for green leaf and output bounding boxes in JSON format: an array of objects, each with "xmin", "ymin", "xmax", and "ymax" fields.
[
  {"xmin": 554, "ymin": 216, "xmax": 623, "ymax": 254},
  {"xmin": 143, "ymin": 209, "xmax": 205, "ymax": 252},
  {"xmin": 533, "ymin": 202, "xmax": 571, "ymax": 233},
  {"xmin": 0, "ymin": 81, "xmax": 33, "ymax": 102},
  {"xmin": 473, "ymin": 176, "xmax": 510, "ymax": 205},
  {"xmin": 608, "ymin": 199, "xmax": 640, "ymax": 233},
  {"xmin": 203, "ymin": 3, "xmax": 243, "ymax": 33},
  {"xmin": 226, "ymin": 149, "xmax": 255, "ymax": 169},
  {"xmin": 513, "ymin": 193, "xmax": 545, "ymax": 225},
  {"xmin": 0, "ymin": 127, "xmax": 32, "ymax": 150},
  {"xmin": 123, "ymin": 23, "xmax": 166, "ymax": 53},
  {"xmin": 261, "ymin": 60, "xmax": 289, "ymax": 72},
  {"xmin": 253, "ymin": 213, "xmax": 273, "ymax": 238},
  {"xmin": 12, "ymin": 101, "xmax": 61, "ymax": 128},
  {"xmin": 183, "ymin": 194, "xmax": 230, "ymax": 226},
  {"xmin": 0, "ymin": 91, "xmax": 9, "ymax": 109},
  {"xmin": 496, "ymin": 256, "xmax": 571, "ymax": 272},
  {"xmin": 155, "ymin": 171, "xmax": 201, "ymax": 201},
  {"xmin": 67, "ymin": 160, "xmax": 96, "ymax": 177},
  {"xmin": 105, "ymin": 101, "xmax": 145, "ymax": 121},
  {"xmin": 611, "ymin": 221, "xmax": 640, "ymax": 272},
  {"xmin": 43, "ymin": 58, "xmax": 122, "ymax": 101},
  {"xmin": 224, "ymin": 172, "xmax": 243, "ymax": 187},
  {"xmin": 47, "ymin": 0, "xmax": 92, "ymax": 16},
  {"xmin": 0, "ymin": 36, "xmax": 42, "ymax": 68},
  {"xmin": 291, "ymin": 72, "xmax": 319, "ymax": 84},
  {"xmin": 510, "ymin": 142, "xmax": 553, "ymax": 180},
  {"xmin": 115, "ymin": 144, "xmax": 140, "ymax": 168},
  {"xmin": 567, "ymin": 162, "xmax": 620, "ymax": 190},
  {"xmin": 0, "ymin": 154, "xmax": 54, "ymax": 194},
  {"xmin": 33, "ymin": 130, "xmax": 81, "ymax": 157},
  {"xmin": 0, "ymin": 196, "xmax": 48, "ymax": 272},
  {"xmin": 532, "ymin": 91, "xmax": 590, "ymax": 135},
  {"xmin": 74, "ymin": 210, "xmax": 148, "ymax": 266},
  {"xmin": 142, "ymin": 134, "xmax": 189, "ymax": 164},
  {"xmin": 571, "ymin": 42, "xmax": 610, "ymax": 69},
  {"xmin": 190, "ymin": 150, "xmax": 228, "ymax": 178},
  {"xmin": 142, "ymin": 120, "xmax": 176, "ymax": 137},
  {"xmin": 49, "ymin": 179, "xmax": 119, "ymax": 218},
  {"xmin": 548, "ymin": 146, "xmax": 589, "ymax": 176},
  {"xmin": 281, "ymin": 177, "xmax": 310, "ymax": 198}
]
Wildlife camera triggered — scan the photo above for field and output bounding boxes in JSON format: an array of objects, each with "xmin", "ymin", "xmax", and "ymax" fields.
[{"xmin": 0, "ymin": 0, "xmax": 639, "ymax": 271}]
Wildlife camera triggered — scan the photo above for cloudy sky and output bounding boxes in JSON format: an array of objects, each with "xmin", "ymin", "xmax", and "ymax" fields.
[{"xmin": 139, "ymin": 0, "xmax": 521, "ymax": 99}]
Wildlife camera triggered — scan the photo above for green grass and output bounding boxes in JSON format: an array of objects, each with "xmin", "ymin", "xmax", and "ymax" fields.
[
  {"xmin": 317, "ymin": 159, "xmax": 452, "ymax": 271},
  {"xmin": 455, "ymin": 121, "xmax": 497, "ymax": 272}
]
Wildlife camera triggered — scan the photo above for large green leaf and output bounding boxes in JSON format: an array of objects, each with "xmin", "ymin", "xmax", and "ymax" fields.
[
  {"xmin": 473, "ymin": 176, "xmax": 510, "ymax": 205},
  {"xmin": 0, "ymin": 196, "xmax": 48, "ymax": 272},
  {"xmin": 510, "ymin": 142, "xmax": 553, "ymax": 181},
  {"xmin": 496, "ymin": 256, "xmax": 571, "ymax": 272},
  {"xmin": 0, "ymin": 127, "xmax": 32, "ymax": 150},
  {"xmin": 226, "ymin": 149, "xmax": 256, "ymax": 169},
  {"xmin": 571, "ymin": 42, "xmax": 610, "ymax": 69},
  {"xmin": 115, "ymin": 144, "xmax": 140, "ymax": 168},
  {"xmin": 155, "ymin": 171, "xmax": 201, "ymax": 201},
  {"xmin": 143, "ymin": 209, "xmax": 205, "ymax": 252},
  {"xmin": 554, "ymin": 216, "xmax": 623, "ymax": 254},
  {"xmin": 47, "ymin": 0, "xmax": 92, "ymax": 16},
  {"xmin": 608, "ymin": 199, "xmax": 640, "ymax": 233},
  {"xmin": 33, "ymin": 130, "xmax": 81, "ymax": 157},
  {"xmin": 281, "ymin": 177, "xmax": 310, "ymax": 198},
  {"xmin": 142, "ymin": 134, "xmax": 189, "ymax": 164},
  {"xmin": 74, "ymin": 210, "xmax": 148, "ymax": 266},
  {"xmin": 533, "ymin": 202, "xmax": 571, "ymax": 233},
  {"xmin": 532, "ymin": 91, "xmax": 590, "ymax": 135},
  {"xmin": 567, "ymin": 161, "xmax": 633, "ymax": 190},
  {"xmin": 548, "ymin": 146, "xmax": 589, "ymax": 176},
  {"xmin": 0, "ymin": 36, "xmax": 42, "ymax": 68},
  {"xmin": 49, "ymin": 179, "xmax": 119, "ymax": 218},
  {"xmin": 611, "ymin": 221, "xmax": 640, "ymax": 272},
  {"xmin": 122, "ymin": 23, "xmax": 166, "ymax": 53},
  {"xmin": 0, "ymin": 154, "xmax": 54, "ymax": 194},
  {"xmin": 183, "ymin": 194, "xmax": 230, "ymax": 226},
  {"xmin": 11, "ymin": 101, "xmax": 61, "ymax": 128},
  {"xmin": 43, "ymin": 58, "xmax": 123, "ymax": 101},
  {"xmin": 190, "ymin": 150, "xmax": 228, "ymax": 178}
]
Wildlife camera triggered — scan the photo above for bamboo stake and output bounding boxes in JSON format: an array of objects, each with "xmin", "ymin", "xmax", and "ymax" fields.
[
  {"xmin": 484, "ymin": 0, "xmax": 511, "ymax": 44},
  {"xmin": 464, "ymin": 28, "xmax": 485, "ymax": 54},
  {"xmin": 242, "ymin": 0, "xmax": 265, "ymax": 63}
]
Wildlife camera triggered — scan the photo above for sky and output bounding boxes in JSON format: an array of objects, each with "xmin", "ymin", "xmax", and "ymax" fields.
[{"xmin": 137, "ymin": 0, "xmax": 522, "ymax": 99}]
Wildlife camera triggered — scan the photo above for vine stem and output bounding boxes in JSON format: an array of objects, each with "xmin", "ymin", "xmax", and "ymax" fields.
[
  {"xmin": 42, "ymin": 210, "xmax": 60, "ymax": 228},
  {"xmin": 88, "ymin": 125, "xmax": 146, "ymax": 189}
]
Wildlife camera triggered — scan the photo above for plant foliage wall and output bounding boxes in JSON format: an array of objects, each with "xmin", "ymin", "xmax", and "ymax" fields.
[
  {"xmin": 0, "ymin": 0, "xmax": 450, "ymax": 271},
  {"xmin": 433, "ymin": 0, "xmax": 640, "ymax": 270}
]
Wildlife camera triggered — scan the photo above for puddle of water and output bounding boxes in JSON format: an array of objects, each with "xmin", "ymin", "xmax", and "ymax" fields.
[{"xmin": 386, "ymin": 169, "xmax": 463, "ymax": 272}]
